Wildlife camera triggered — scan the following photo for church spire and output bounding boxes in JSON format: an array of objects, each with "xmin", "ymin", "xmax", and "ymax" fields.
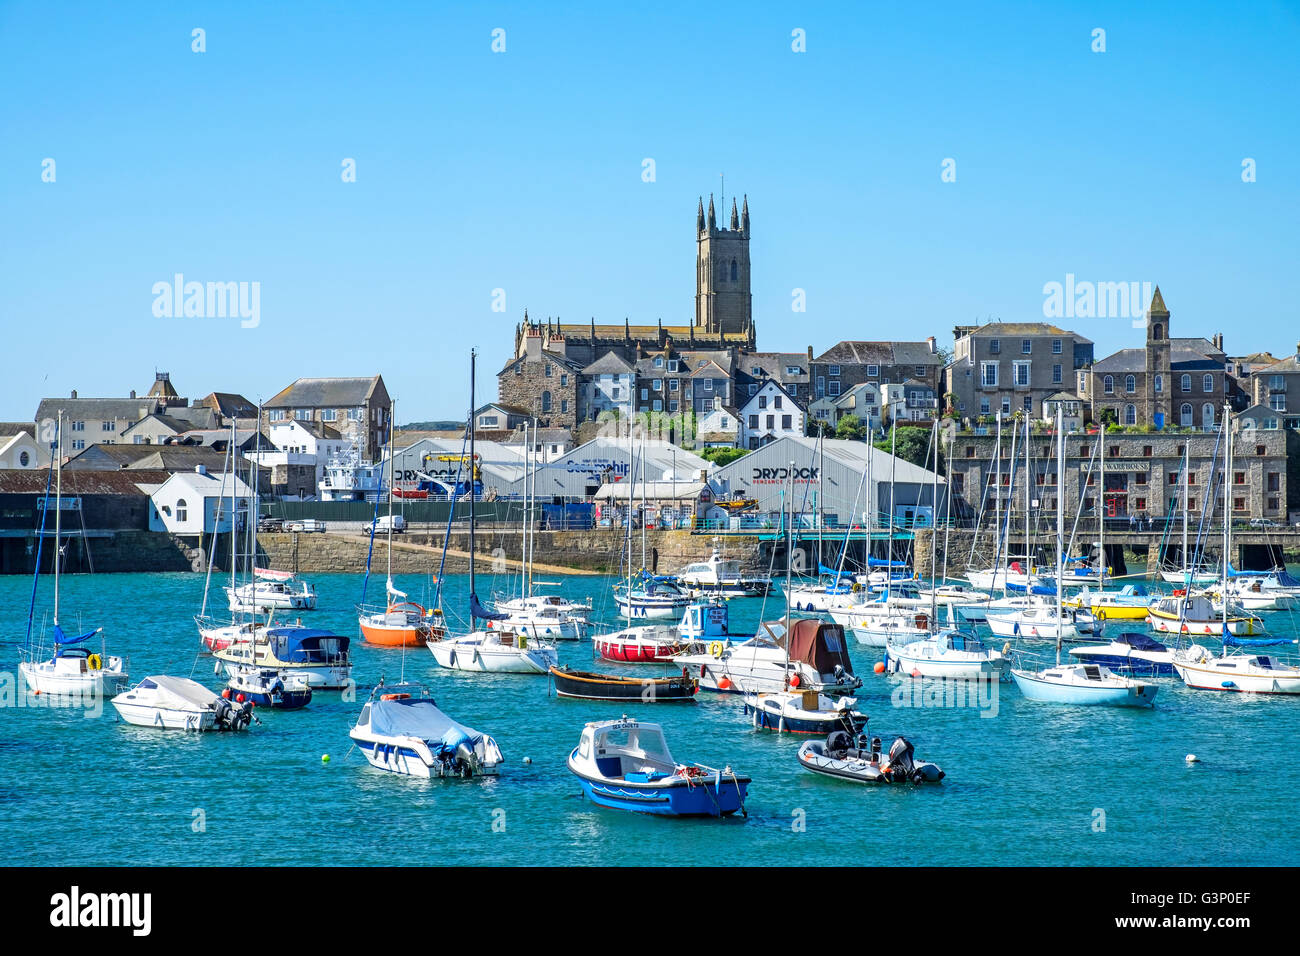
[
  {"xmin": 729, "ymin": 198, "xmax": 739, "ymax": 231},
  {"xmin": 1149, "ymin": 285, "xmax": 1168, "ymax": 315},
  {"xmin": 707, "ymin": 194, "xmax": 716, "ymax": 231}
]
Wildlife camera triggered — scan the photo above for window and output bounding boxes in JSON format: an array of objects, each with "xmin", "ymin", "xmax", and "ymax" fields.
[
  {"xmin": 980, "ymin": 398, "xmax": 990, "ymax": 415},
  {"xmin": 1124, "ymin": 404, "xmax": 1137, "ymax": 425},
  {"xmin": 828, "ymin": 365, "xmax": 840, "ymax": 377},
  {"xmin": 1203, "ymin": 374, "xmax": 1213, "ymax": 393},
  {"xmin": 294, "ymin": 409, "xmax": 311, "ymax": 421},
  {"xmin": 481, "ymin": 415, "xmax": 498, "ymax": 427},
  {"xmin": 653, "ymin": 400, "xmax": 663, "ymax": 412},
  {"xmin": 1135, "ymin": 472, "xmax": 1148, "ymax": 486},
  {"xmin": 748, "ymin": 384, "xmax": 757, "ymax": 396},
  {"xmin": 560, "ymin": 399, "xmax": 568, "ymax": 413},
  {"xmin": 1021, "ymin": 339, "xmax": 1032, "ymax": 354},
  {"xmin": 1014, "ymin": 361, "xmax": 1030, "ymax": 387},
  {"xmin": 1269, "ymin": 374, "xmax": 1285, "ymax": 392},
  {"xmin": 1135, "ymin": 498, "xmax": 1146, "ymax": 510},
  {"xmin": 1268, "ymin": 472, "xmax": 1280, "ymax": 492},
  {"xmin": 748, "ymin": 414, "xmax": 758, "ymax": 429},
  {"xmin": 1180, "ymin": 403, "xmax": 1193, "ymax": 426},
  {"xmin": 668, "ymin": 360, "xmax": 679, "ymax": 372},
  {"xmin": 669, "ymin": 379, "xmax": 679, "ymax": 391},
  {"xmin": 102, "ymin": 421, "xmax": 115, "ymax": 432},
  {"xmin": 176, "ymin": 499, "xmax": 188, "ymax": 522},
  {"xmin": 544, "ymin": 364, "xmax": 552, "ymax": 378},
  {"xmin": 611, "ymin": 386, "xmax": 620, "ymax": 399},
  {"xmin": 652, "ymin": 379, "xmax": 662, "ymax": 391},
  {"xmin": 989, "ymin": 339, "xmax": 1001, "ymax": 354},
  {"xmin": 1052, "ymin": 339, "xmax": 1062, "ymax": 354},
  {"xmin": 828, "ymin": 381, "xmax": 841, "ymax": 397},
  {"xmin": 1271, "ymin": 394, "xmax": 1287, "ymax": 412},
  {"xmin": 915, "ymin": 366, "xmax": 925, "ymax": 377},
  {"xmin": 1181, "ymin": 374, "xmax": 1191, "ymax": 392},
  {"xmin": 981, "ymin": 362, "xmax": 999, "ymax": 387},
  {"xmin": 639, "ymin": 388, "xmax": 648, "ymax": 401},
  {"xmin": 1001, "ymin": 397, "xmax": 1011, "ymax": 415},
  {"xmin": 766, "ymin": 415, "xmax": 775, "ymax": 429},
  {"xmin": 703, "ymin": 379, "xmax": 713, "ymax": 393},
  {"xmin": 867, "ymin": 365, "xmax": 879, "ymax": 377},
  {"xmin": 541, "ymin": 391, "xmax": 552, "ymax": 412},
  {"xmin": 1154, "ymin": 374, "xmax": 1163, "ymax": 394},
  {"xmin": 1023, "ymin": 396, "xmax": 1032, "ymax": 411},
  {"xmin": 1103, "ymin": 375, "xmax": 1114, "ymax": 394},
  {"xmin": 774, "ymin": 396, "xmax": 782, "ymax": 409},
  {"xmin": 1053, "ymin": 364, "xmax": 1062, "ymax": 384},
  {"xmin": 321, "ymin": 409, "xmax": 337, "ymax": 422},
  {"xmin": 782, "ymin": 415, "xmax": 792, "ymax": 429},
  {"xmin": 1125, "ymin": 375, "xmax": 1136, "ymax": 393},
  {"xmin": 269, "ymin": 409, "xmax": 286, "ymax": 421},
  {"xmin": 347, "ymin": 408, "xmax": 361, "ymax": 421},
  {"xmin": 668, "ymin": 400, "xmax": 678, "ymax": 412},
  {"xmin": 1202, "ymin": 404, "xmax": 1214, "ymax": 427},
  {"xmin": 1169, "ymin": 473, "xmax": 1180, "ymax": 485},
  {"xmin": 654, "ymin": 357, "xmax": 663, "ymax": 368},
  {"xmin": 758, "ymin": 396, "xmax": 766, "ymax": 410},
  {"xmin": 560, "ymin": 374, "xmax": 568, "ymax": 386},
  {"xmin": 71, "ymin": 421, "xmax": 85, "ymax": 432},
  {"xmin": 1143, "ymin": 446, "xmax": 1152, "ymax": 457}
]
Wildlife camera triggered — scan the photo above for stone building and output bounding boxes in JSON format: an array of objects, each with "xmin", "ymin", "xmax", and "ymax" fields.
[
  {"xmin": 1250, "ymin": 345, "xmax": 1300, "ymax": 428},
  {"xmin": 1081, "ymin": 288, "xmax": 1228, "ymax": 429},
  {"xmin": 262, "ymin": 375, "xmax": 391, "ymax": 462},
  {"xmin": 945, "ymin": 423, "xmax": 1286, "ymax": 522},
  {"xmin": 946, "ymin": 322, "xmax": 1094, "ymax": 424},
  {"xmin": 809, "ymin": 340, "xmax": 943, "ymax": 404}
]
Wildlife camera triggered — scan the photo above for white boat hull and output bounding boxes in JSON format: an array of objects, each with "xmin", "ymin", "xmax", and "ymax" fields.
[
  {"xmin": 111, "ymin": 700, "xmax": 218, "ymax": 730},
  {"xmin": 428, "ymin": 634, "xmax": 558, "ymax": 674}
]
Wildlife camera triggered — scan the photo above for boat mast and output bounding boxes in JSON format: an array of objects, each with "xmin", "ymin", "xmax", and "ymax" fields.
[
  {"xmin": 1099, "ymin": 420, "xmax": 1105, "ymax": 588},
  {"xmin": 929, "ymin": 417, "xmax": 939, "ymax": 630},
  {"xmin": 991, "ymin": 412, "xmax": 1002, "ymax": 571},
  {"xmin": 1222, "ymin": 404, "xmax": 1231, "ymax": 653},
  {"xmin": 468, "ymin": 350, "xmax": 477, "ymax": 625},
  {"xmin": 625, "ymin": 428, "xmax": 635, "ymax": 626},
  {"xmin": 53, "ymin": 410, "xmax": 62, "ymax": 626},
  {"xmin": 1024, "ymin": 413, "xmax": 1031, "ymax": 579},
  {"xmin": 886, "ymin": 421, "xmax": 897, "ymax": 599},
  {"xmin": 386, "ymin": 399, "xmax": 395, "ymax": 601},
  {"xmin": 784, "ymin": 458, "xmax": 794, "ymax": 656},
  {"xmin": 1055, "ymin": 404, "xmax": 1064, "ymax": 666},
  {"xmin": 640, "ymin": 427, "xmax": 647, "ymax": 569},
  {"xmin": 228, "ymin": 418, "xmax": 238, "ymax": 624}
]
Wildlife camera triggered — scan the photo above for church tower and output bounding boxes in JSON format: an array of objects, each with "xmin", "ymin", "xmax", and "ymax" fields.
[
  {"xmin": 695, "ymin": 193, "xmax": 752, "ymax": 335},
  {"xmin": 1144, "ymin": 286, "xmax": 1172, "ymax": 427}
]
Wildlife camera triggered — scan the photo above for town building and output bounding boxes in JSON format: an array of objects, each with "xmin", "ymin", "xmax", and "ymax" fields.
[
  {"xmin": 809, "ymin": 340, "xmax": 943, "ymax": 403},
  {"xmin": 0, "ymin": 424, "xmax": 46, "ymax": 469},
  {"xmin": 1250, "ymin": 345, "xmax": 1300, "ymax": 429},
  {"xmin": 947, "ymin": 321, "xmax": 1094, "ymax": 425},
  {"xmin": 738, "ymin": 380, "xmax": 806, "ymax": 449},
  {"xmin": 145, "ymin": 470, "xmax": 252, "ymax": 536},
  {"xmin": 263, "ymin": 375, "xmax": 391, "ymax": 462}
]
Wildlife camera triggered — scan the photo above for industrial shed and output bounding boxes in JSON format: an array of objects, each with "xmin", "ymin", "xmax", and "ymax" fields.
[{"xmin": 709, "ymin": 435, "xmax": 947, "ymax": 527}]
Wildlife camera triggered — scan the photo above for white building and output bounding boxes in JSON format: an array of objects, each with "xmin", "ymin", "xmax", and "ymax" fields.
[
  {"xmin": 145, "ymin": 469, "xmax": 252, "ymax": 536},
  {"xmin": 738, "ymin": 380, "xmax": 806, "ymax": 449},
  {"xmin": 0, "ymin": 425, "xmax": 46, "ymax": 469},
  {"xmin": 582, "ymin": 353, "xmax": 635, "ymax": 421},
  {"xmin": 695, "ymin": 398, "xmax": 741, "ymax": 448}
]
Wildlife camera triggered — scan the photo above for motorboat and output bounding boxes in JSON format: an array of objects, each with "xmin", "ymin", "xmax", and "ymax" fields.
[
  {"xmin": 1159, "ymin": 566, "xmax": 1220, "ymax": 587},
  {"xmin": 674, "ymin": 618, "xmax": 860, "ymax": 695},
  {"xmin": 797, "ymin": 731, "xmax": 944, "ymax": 785},
  {"xmin": 495, "ymin": 592, "xmax": 591, "ymax": 624},
  {"xmin": 567, "ymin": 717, "xmax": 749, "ymax": 817},
  {"xmin": 1146, "ymin": 593, "xmax": 1264, "ymax": 637},
  {"xmin": 886, "ymin": 629, "xmax": 1010, "ymax": 681},
  {"xmin": 1068, "ymin": 633, "xmax": 1176, "ymax": 677},
  {"xmin": 1202, "ymin": 580, "xmax": 1297, "ymax": 613},
  {"xmin": 1173, "ymin": 644, "xmax": 1300, "ymax": 694},
  {"xmin": 197, "ymin": 618, "xmax": 265, "ymax": 653},
  {"xmin": 429, "ymin": 625, "xmax": 558, "ymax": 674},
  {"xmin": 742, "ymin": 689, "xmax": 866, "ymax": 735},
  {"xmin": 674, "ymin": 545, "xmax": 773, "ymax": 598},
  {"xmin": 225, "ymin": 665, "xmax": 313, "ymax": 709},
  {"xmin": 550, "ymin": 666, "xmax": 698, "ymax": 702},
  {"xmin": 985, "ymin": 601, "xmax": 1102, "ymax": 640},
  {"xmin": 786, "ymin": 573, "xmax": 861, "ymax": 612},
  {"xmin": 111, "ymin": 675, "xmax": 256, "ymax": 731},
  {"xmin": 1010, "ymin": 662, "xmax": 1157, "ymax": 707},
  {"xmin": 226, "ymin": 567, "xmax": 317, "ymax": 612},
  {"xmin": 350, "ymin": 686, "xmax": 504, "ymax": 778},
  {"xmin": 966, "ymin": 560, "xmax": 1051, "ymax": 592},
  {"xmin": 1064, "ymin": 584, "xmax": 1155, "ymax": 621},
  {"xmin": 20, "ymin": 626, "xmax": 129, "ymax": 699},
  {"xmin": 591, "ymin": 624, "xmax": 689, "ymax": 663},
  {"xmin": 613, "ymin": 574, "xmax": 692, "ymax": 619},
  {"xmin": 214, "ymin": 625, "xmax": 353, "ymax": 689},
  {"xmin": 829, "ymin": 600, "xmax": 933, "ymax": 648},
  {"xmin": 490, "ymin": 601, "xmax": 584, "ymax": 640}
]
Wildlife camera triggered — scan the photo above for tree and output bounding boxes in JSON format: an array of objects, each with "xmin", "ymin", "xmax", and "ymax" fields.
[
  {"xmin": 698, "ymin": 446, "xmax": 750, "ymax": 467},
  {"xmin": 875, "ymin": 424, "xmax": 940, "ymax": 469},
  {"xmin": 835, "ymin": 414, "xmax": 868, "ymax": 441}
]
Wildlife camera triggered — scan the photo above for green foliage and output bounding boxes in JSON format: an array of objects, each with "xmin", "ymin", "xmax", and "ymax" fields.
[
  {"xmin": 835, "ymin": 414, "xmax": 868, "ymax": 441},
  {"xmin": 874, "ymin": 424, "xmax": 941, "ymax": 469},
  {"xmin": 698, "ymin": 446, "xmax": 750, "ymax": 467}
]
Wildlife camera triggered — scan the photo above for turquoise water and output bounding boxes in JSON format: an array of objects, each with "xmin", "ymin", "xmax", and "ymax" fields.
[{"xmin": 4, "ymin": 569, "xmax": 1300, "ymax": 866}]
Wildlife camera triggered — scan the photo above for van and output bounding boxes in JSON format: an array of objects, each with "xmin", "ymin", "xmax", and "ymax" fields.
[
  {"xmin": 373, "ymin": 514, "xmax": 407, "ymax": 534},
  {"xmin": 286, "ymin": 519, "xmax": 327, "ymax": 534}
]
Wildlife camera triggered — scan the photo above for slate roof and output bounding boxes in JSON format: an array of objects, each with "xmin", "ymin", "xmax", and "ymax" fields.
[
  {"xmin": 0, "ymin": 468, "xmax": 174, "ymax": 494},
  {"xmin": 583, "ymin": 352, "xmax": 636, "ymax": 375},
  {"xmin": 63, "ymin": 444, "xmax": 235, "ymax": 472},
  {"xmin": 265, "ymin": 376, "xmax": 386, "ymax": 409},
  {"xmin": 34, "ymin": 398, "xmax": 156, "ymax": 424}
]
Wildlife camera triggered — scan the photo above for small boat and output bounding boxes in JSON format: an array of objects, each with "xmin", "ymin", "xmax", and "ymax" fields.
[
  {"xmin": 20, "ymin": 626, "xmax": 130, "ymax": 699},
  {"xmin": 886, "ymin": 629, "xmax": 1010, "ymax": 681},
  {"xmin": 830, "ymin": 600, "xmax": 933, "ymax": 647},
  {"xmin": 1159, "ymin": 566, "xmax": 1220, "ymax": 586},
  {"xmin": 214, "ymin": 624, "xmax": 353, "ymax": 689},
  {"xmin": 490, "ymin": 601, "xmax": 585, "ymax": 640},
  {"xmin": 786, "ymin": 573, "xmax": 860, "ymax": 612},
  {"xmin": 674, "ymin": 618, "xmax": 860, "ymax": 695},
  {"xmin": 1010, "ymin": 662, "xmax": 1157, "ymax": 707},
  {"xmin": 495, "ymin": 592, "xmax": 591, "ymax": 624},
  {"xmin": 567, "ymin": 717, "xmax": 749, "ymax": 817},
  {"xmin": 674, "ymin": 545, "xmax": 774, "ymax": 598},
  {"xmin": 1173, "ymin": 644, "xmax": 1300, "ymax": 694},
  {"xmin": 429, "ymin": 625, "xmax": 558, "ymax": 674},
  {"xmin": 550, "ymin": 666, "xmax": 698, "ymax": 702},
  {"xmin": 1064, "ymin": 584, "xmax": 1156, "ymax": 621},
  {"xmin": 112, "ymin": 675, "xmax": 256, "ymax": 731},
  {"xmin": 591, "ymin": 624, "xmax": 687, "ymax": 663},
  {"xmin": 1068, "ymin": 633, "xmax": 1176, "ymax": 677},
  {"xmin": 613, "ymin": 574, "xmax": 692, "ymax": 619},
  {"xmin": 985, "ymin": 601, "xmax": 1102, "ymax": 640},
  {"xmin": 226, "ymin": 567, "xmax": 318, "ymax": 612},
  {"xmin": 225, "ymin": 665, "xmax": 313, "ymax": 709},
  {"xmin": 357, "ymin": 594, "xmax": 442, "ymax": 648},
  {"xmin": 1146, "ymin": 594, "xmax": 1263, "ymax": 637},
  {"xmin": 742, "ymin": 690, "xmax": 866, "ymax": 735},
  {"xmin": 966, "ymin": 560, "xmax": 1052, "ymax": 592},
  {"xmin": 797, "ymin": 731, "xmax": 944, "ymax": 785},
  {"xmin": 197, "ymin": 618, "xmax": 264, "ymax": 653},
  {"xmin": 350, "ymin": 685, "xmax": 504, "ymax": 778}
]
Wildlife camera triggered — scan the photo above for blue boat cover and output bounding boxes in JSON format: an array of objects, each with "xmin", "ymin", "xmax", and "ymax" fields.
[
  {"xmin": 866, "ymin": 556, "xmax": 908, "ymax": 569},
  {"xmin": 368, "ymin": 698, "xmax": 487, "ymax": 751},
  {"xmin": 469, "ymin": 592, "xmax": 508, "ymax": 621},
  {"xmin": 1223, "ymin": 633, "xmax": 1296, "ymax": 648},
  {"xmin": 266, "ymin": 627, "xmax": 350, "ymax": 662},
  {"xmin": 1005, "ymin": 581, "xmax": 1056, "ymax": 596},
  {"xmin": 1115, "ymin": 632, "xmax": 1166, "ymax": 651},
  {"xmin": 52, "ymin": 625, "xmax": 97, "ymax": 646}
]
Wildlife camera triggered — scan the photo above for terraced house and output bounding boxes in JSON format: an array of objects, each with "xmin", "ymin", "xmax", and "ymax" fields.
[
  {"xmin": 946, "ymin": 322, "xmax": 1094, "ymax": 424},
  {"xmin": 809, "ymin": 339, "xmax": 943, "ymax": 404}
]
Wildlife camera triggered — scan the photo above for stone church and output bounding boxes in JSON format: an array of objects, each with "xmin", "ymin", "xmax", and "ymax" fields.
[{"xmin": 498, "ymin": 194, "xmax": 759, "ymax": 428}]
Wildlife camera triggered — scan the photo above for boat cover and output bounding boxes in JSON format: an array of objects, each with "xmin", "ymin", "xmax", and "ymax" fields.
[
  {"xmin": 865, "ymin": 556, "xmax": 909, "ymax": 569},
  {"xmin": 1113, "ymin": 632, "xmax": 1166, "ymax": 651},
  {"xmin": 470, "ymin": 592, "xmax": 508, "ymax": 621},
  {"xmin": 131, "ymin": 675, "xmax": 218, "ymax": 709},
  {"xmin": 266, "ymin": 627, "xmax": 350, "ymax": 662},
  {"xmin": 784, "ymin": 619, "xmax": 855, "ymax": 675},
  {"xmin": 368, "ymin": 698, "xmax": 488, "ymax": 751},
  {"xmin": 1223, "ymin": 633, "xmax": 1296, "ymax": 648},
  {"xmin": 52, "ymin": 625, "xmax": 99, "ymax": 648}
]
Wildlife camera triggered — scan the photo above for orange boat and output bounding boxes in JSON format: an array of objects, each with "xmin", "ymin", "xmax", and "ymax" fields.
[{"xmin": 357, "ymin": 602, "xmax": 445, "ymax": 647}]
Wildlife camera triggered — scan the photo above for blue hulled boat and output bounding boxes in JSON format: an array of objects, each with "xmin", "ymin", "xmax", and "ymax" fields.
[
  {"xmin": 568, "ymin": 717, "xmax": 749, "ymax": 817},
  {"xmin": 1068, "ymin": 632, "xmax": 1176, "ymax": 677}
]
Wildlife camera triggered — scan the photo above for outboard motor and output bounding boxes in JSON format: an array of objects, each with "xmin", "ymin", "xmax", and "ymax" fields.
[
  {"xmin": 887, "ymin": 736, "xmax": 918, "ymax": 781},
  {"xmin": 212, "ymin": 697, "xmax": 233, "ymax": 729},
  {"xmin": 230, "ymin": 701, "xmax": 254, "ymax": 731}
]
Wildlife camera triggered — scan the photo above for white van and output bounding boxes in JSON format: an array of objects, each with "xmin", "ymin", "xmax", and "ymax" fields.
[
  {"xmin": 373, "ymin": 514, "xmax": 407, "ymax": 534},
  {"xmin": 286, "ymin": 519, "xmax": 327, "ymax": 533}
]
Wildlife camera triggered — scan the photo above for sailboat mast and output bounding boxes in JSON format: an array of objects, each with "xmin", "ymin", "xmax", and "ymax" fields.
[
  {"xmin": 1222, "ymin": 404, "xmax": 1231, "ymax": 643},
  {"xmin": 930, "ymin": 418, "xmax": 938, "ymax": 629},
  {"xmin": 522, "ymin": 420, "xmax": 530, "ymax": 602},
  {"xmin": 992, "ymin": 413, "xmax": 1002, "ymax": 565},
  {"xmin": 469, "ymin": 350, "xmax": 477, "ymax": 622},
  {"xmin": 886, "ymin": 422, "xmax": 896, "ymax": 598},
  {"xmin": 1055, "ymin": 404, "xmax": 1064, "ymax": 665},
  {"xmin": 1024, "ymin": 414, "xmax": 1031, "ymax": 577},
  {"xmin": 1182, "ymin": 441, "xmax": 1190, "ymax": 588},
  {"xmin": 228, "ymin": 418, "xmax": 237, "ymax": 623},
  {"xmin": 53, "ymin": 411, "xmax": 62, "ymax": 625},
  {"xmin": 784, "ymin": 459, "xmax": 794, "ymax": 648},
  {"xmin": 1099, "ymin": 420, "xmax": 1106, "ymax": 587},
  {"xmin": 625, "ymin": 430, "xmax": 634, "ymax": 625},
  {"xmin": 386, "ymin": 399, "xmax": 395, "ymax": 593}
]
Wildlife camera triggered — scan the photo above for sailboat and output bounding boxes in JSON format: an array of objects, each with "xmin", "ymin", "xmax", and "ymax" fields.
[
  {"xmin": 20, "ymin": 411, "xmax": 130, "ymax": 699},
  {"xmin": 197, "ymin": 422, "xmax": 264, "ymax": 653},
  {"xmin": 428, "ymin": 349, "xmax": 559, "ymax": 675},
  {"xmin": 1009, "ymin": 406, "xmax": 1157, "ymax": 707},
  {"xmin": 357, "ymin": 400, "xmax": 441, "ymax": 647},
  {"xmin": 1173, "ymin": 406, "xmax": 1300, "ymax": 694}
]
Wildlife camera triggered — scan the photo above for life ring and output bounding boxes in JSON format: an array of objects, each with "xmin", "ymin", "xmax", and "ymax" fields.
[
  {"xmin": 380, "ymin": 693, "xmax": 410, "ymax": 701},
  {"xmin": 709, "ymin": 641, "xmax": 724, "ymax": 659},
  {"xmin": 87, "ymin": 653, "xmax": 102, "ymax": 670},
  {"xmin": 1095, "ymin": 609, "xmax": 1106, "ymax": 621}
]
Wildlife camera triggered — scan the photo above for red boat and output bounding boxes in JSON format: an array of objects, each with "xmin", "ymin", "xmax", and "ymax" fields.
[{"xmin": 592, "ymin": 625, "xmax": 686, "ymax": 663}]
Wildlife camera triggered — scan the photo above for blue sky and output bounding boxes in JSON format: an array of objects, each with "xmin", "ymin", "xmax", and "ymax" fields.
[{"xmin": 2, "ymin": 1, "xmax": 1297, "ymax": 422}]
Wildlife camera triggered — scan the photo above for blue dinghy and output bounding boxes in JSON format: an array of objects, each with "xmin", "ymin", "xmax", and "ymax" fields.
[{"xmin": 568, "ymin": 717, "xmax": 749, "ymax": 817}]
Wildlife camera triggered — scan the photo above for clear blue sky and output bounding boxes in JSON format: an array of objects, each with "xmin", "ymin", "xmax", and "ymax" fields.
[{"xmin": 2, "ymin": 1, "xmax": 1297, "ymax": 422}]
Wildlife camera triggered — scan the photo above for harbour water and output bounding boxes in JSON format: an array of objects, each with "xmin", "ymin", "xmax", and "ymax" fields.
[{"xmin": 4, "ymin": 570, "xmax": 1300, "ymax": 866}]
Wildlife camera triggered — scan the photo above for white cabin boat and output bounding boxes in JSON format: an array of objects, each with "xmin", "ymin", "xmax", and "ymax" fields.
[
  {"xmin": 886, "ymin": 629, "xmax": 1010, "ymax": 680},
  {"xmin": 674, "ymin": 546, "xmax": 773, "ymax": 598},
  {"xmin": 428, "ymin": 626, "xmax": 558, "ymax": 674},
  {"xmin": 674, "ymin": 618, "xmax": 860, "ymax": 695},
  {"xmin": 350, "ymin": 687, "xmax": 504, "ymax": 777},
  {"xmin": 226, "ymin": 568, "xmax": 317, "ymax": 612},
  {"xmin": 111, "ymin": 675, "xmax": 255, "ymax": 730},
  {"xmin": 1173, "ymin": 645, "xmax": 1300, "ymax": 694}
]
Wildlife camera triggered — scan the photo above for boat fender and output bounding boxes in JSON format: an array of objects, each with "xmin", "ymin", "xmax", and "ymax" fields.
[
  {"xmin": 789, "ymin": 674, "xmax": 801, "ymax": 689},
  {"xmin": 88, "ymin": 653, "xmax": 102, "ymax": 670}
]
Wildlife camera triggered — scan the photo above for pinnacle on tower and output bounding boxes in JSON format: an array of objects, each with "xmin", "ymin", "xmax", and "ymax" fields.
[
  {"xmin": 707, "ymin": 194, "xmax": 716, "ymax": 230},
  {"xmin": 741, "ymin": 194, "xmax": 749, "ymax": 233},
  {"xmin": 1149, "ymin": 286, "xmax": 1168, "ymax": 314},
  {"xmin": 729, "ymin": 198, "xmax": 739, "ymax": 231},
  {"xmin": 697, "ymin": 197, "xmax": 705, "ymax": 234}
]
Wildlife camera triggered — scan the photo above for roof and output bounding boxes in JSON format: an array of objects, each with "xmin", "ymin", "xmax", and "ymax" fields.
[
  {"xmin": 593, "ymin": 480, "xmax": 708, "ymax": 501},
  {"xmin": 0, "ymin": 422, "xmax": 34, "ymax": 438},
  {"xmin": 968, "ymin": 322, "xmax": 1093, "ymax": 344},
  {"xmin": 1256, "ymin": 353, "xmax": 1300, "ymax": 375},
  {"xmin": 501, "ymin": 427, "xmax": 572, "ymax": 445},
  {"xmin": 1148, "ymin": 286, "xmax": 1168, "ymax": 314},
  {"xmin": 150, "ymin": 470, "xmax": 253, "ymax": 499},
  {"xmin": 712, "ymin": 434, "xmax": 946, "ymax": 487},
  {"xmin": 63, "ymin": 443, "xmax": 236, "ymax": 472},
  {"xmin": 264, "ymin": 376, "xmax": 386, "ymax": 409},
  {"xmin": 583, "ymin": 352, "xmax": 636, "ymax": 375},
  {"xmin": 0, "ymin": 468, "xmax": 174, "ymax": 494},
  {"xmin": 146, "ymin": 375, "xmax": 180, "ymax": 400},
  {"xmin": 121, "ymin": 413, "xmax": 193, "ymax": 435},
  {"xmin": 1044, "ymin": 392, "xmax": 1082, "ymax": 402},
  {"xmin": 197, "ymin": 392, "xmax": 258, "ymax": 417},
  {"xmin": 476, "ymin": 402, "xmax": 530, "ymax": 418},
  {"xmin": 814, "ymin": 341, "xmax": 941, "ymax": 366},
  {"xmin": 34, "ymin": 397, "xmax": 156, "ymax": 424}
]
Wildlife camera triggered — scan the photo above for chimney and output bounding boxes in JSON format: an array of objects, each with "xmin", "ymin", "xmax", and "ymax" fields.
[
  {"xmin": 1212, "ymin": 332, "xmax": 1223, "ymax": 351},
  {"xmin": 807, "ymin": 345, "xmax": 813, "ymax": 362},
  {"xmin": 130, "ymin": 389, "xmax": 136, "ymax": 399},
  {"xmin": 70, "ymin": 389, "xmax": 77, "ymax": 399},
  {"xmin": 927, "ymin": 335, "xmax": 937, "ymax": 354}
]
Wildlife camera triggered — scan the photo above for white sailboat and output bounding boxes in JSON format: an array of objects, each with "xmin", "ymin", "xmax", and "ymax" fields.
[
  {"xmin": 20, "ymin": 411, "xmax": 129, "ymax": 699},
  {"xmin": 1010, "ymin": 407, "xmax": 1156, "ymax": 707}
]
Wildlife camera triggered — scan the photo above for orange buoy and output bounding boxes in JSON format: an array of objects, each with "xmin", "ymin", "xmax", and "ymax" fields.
[
  {"xmin": 235, "ymin": 693, "xmax": 246, "ymax": 703},
  {"xmin": 718, "ymin": 677, "xmax": 733, "ymax": 690},
  {"xmin": 873, "ymin": 661, "xmax": 886, "ymax": 674},
  {"xmin": 789, "ymin": 674, "xmax": 801, "ymax": 688}
]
